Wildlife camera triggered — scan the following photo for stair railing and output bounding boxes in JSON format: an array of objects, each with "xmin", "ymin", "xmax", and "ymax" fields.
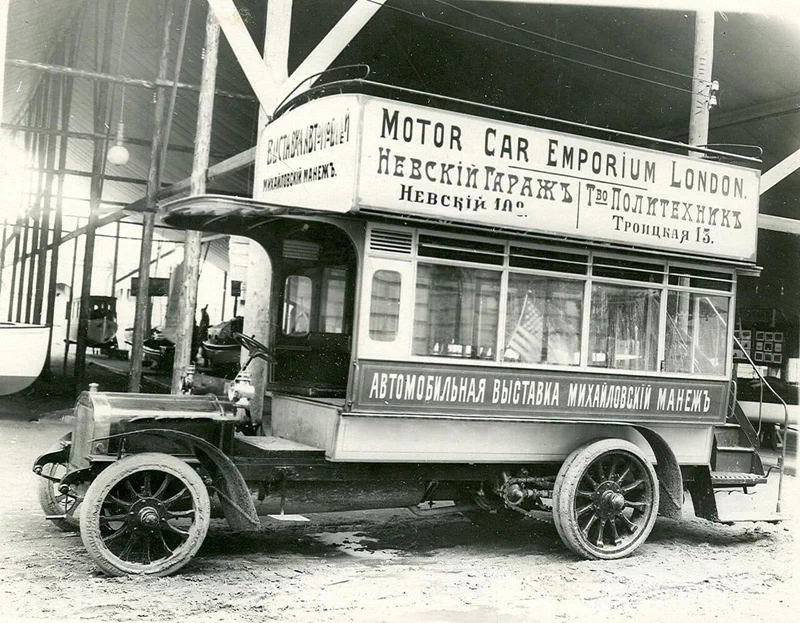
[
  {"xmin": 732, "ymin": 334, "xmax": 789, "ymax": 514},
  {"xmin": 700, "ymin": 296, "xmax": 789, "ymax": 513}
]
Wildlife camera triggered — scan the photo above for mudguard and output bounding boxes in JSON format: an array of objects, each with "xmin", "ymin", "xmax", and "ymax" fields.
[
  {"xmin": 32, "ymin": 444, "xmax": 71, "ymax": 478},
  {"xmin": 634, "ymin": 425, "xmax": 684, "ymax": 520},
  {"xmin": 99, "ymin": 428, "xmax": 260, "ymax": 531}
]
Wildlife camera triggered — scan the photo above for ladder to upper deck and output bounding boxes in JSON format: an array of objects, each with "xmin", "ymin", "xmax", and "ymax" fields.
[{"xmin": 711, "ymin": 398, "xmax": 768, "ymax": 489}]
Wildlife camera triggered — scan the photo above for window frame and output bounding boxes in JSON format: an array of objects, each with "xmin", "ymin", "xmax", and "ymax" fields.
[{"xmin": 357, "ymin": 225, "xmax": 736, "ymax": 380}]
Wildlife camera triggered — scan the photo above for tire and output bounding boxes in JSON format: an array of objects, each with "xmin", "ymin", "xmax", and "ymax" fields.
[
  {"xmin": 552, "ymin": 438, "xmax": 659, "ymax": 560},
  {"xmin": 37, "ymin": 433, "xmax": 81, "ymax": 532},
  {"xmin": 80, "ymin": 453, "xmax": 211, "ymax": 577}
]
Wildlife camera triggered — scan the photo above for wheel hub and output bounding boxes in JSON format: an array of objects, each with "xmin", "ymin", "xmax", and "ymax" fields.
[
  {"xmin": 129, "ymin": 497, "xmax": 166, "ymax": 532},
  {"xmin": 594, "ymin": 482, "xmax": 625, "ymax": 519},
  {"xmin": 138, "ymin": 507, "xmax": 160, "ymax": 529}
]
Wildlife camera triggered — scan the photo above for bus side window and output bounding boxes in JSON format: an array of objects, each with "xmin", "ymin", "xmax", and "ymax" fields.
[
  {"xmin": 282, "ymin": 275, "xmax": 312, "ymax": 336},
  {"xmin": 369, "ymin": 270, "xmax": 401, "ymax": 342}
]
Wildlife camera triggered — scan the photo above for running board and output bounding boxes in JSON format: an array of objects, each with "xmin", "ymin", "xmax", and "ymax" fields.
[
  {"xmin": 267, "ymin": 514, "xmax": 310, "ymax": 522},
  {"xmin": 715, "ymin": 511, "xmax": 787, "ymax": 525},
  {"xmin": 407, "ymin": 502, "xmax": 476, "ymax": 517},
  {"xmin": 711, "ymin": 471, "xmax": 767, "ymax": 488}
]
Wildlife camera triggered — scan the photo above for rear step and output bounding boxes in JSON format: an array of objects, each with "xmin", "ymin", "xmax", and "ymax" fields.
[
  {"xmin": 715, "ymin": 511, "xmax": 787, "ymax": 525},
  {"xmin": 714, "ymin": 446, "xmax": 762, "ymax": 473},
  {"xmin": 711, "ymin": 471, "xmax": 767, "ymax": 488}
]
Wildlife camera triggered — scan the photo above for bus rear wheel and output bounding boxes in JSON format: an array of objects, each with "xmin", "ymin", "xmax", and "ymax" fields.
[{"xmin": 553, "ymin": 439, "xmax": 659, "ymax": 560}]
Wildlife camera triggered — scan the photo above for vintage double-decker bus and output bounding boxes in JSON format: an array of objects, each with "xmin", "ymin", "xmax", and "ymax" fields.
[{"xmin": 34, "ymin": 84, "xmax": 786, "ymax": 577}]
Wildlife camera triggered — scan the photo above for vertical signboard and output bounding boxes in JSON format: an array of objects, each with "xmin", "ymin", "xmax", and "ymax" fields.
[{"xmin": 254, "ymin": 94, "xmax": 362, "ymax": 210}]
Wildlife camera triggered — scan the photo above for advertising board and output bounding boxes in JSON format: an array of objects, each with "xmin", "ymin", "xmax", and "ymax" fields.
[{"xmin": 256, "ymin": 94, "xmax": 761, "ymax": 262}]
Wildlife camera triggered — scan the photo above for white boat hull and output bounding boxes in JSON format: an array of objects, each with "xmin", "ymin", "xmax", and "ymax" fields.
[
  {"xmin": 739, "ymin": 400, "xmax": 799, "ymax": 426},
  {"xmin": 0, "ymin": 323, "xmax": 50, "ymax": 395}
]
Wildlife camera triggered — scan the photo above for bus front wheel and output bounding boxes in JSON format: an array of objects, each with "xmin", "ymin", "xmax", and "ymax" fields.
[{"xmin": 552, "ymin": 439, "xmax": 659, "ymax": 560}]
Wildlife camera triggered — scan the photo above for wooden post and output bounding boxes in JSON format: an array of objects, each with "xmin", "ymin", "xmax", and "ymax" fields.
[
  {"xmin": 0, "ymin": 216, "xmax": 7, "ymax": 304},
  {"xmin": 45, "ymin": 41, "xmax": 77, "ymax": 370},
  {"xmin": 0, "ymin": 0, "xmax": 8, "ymax": 309},
  {"xmin": 7, "ymin": 215, "xmax": 21, "ymax": 321},
  {"xmin": 0, "ymin": 0, "xmax": 8, "ymax": 125},
  {"xmin": 62, "ymin": 221, "xmax": 79, "ymax": 375},
  {"xmin": 33, "ymin": 73, "xmax": 62, "ymax": 326},
  {"xmin": 111, "ymin": 220, "xmax": 120, "ymax": 291},
  {"xmin": 171, "ymin": 8, "xmax": 220, "ymax": 393},
  {"xmin": 688, "ymin": 11, "xmax": 714, "ymax": 156},
  {"xmin": 240, "ymin": 0, "xmax": 293, "ymax": 429},
  {"xmin": 16, "ymin": 102, "xmax": 37, "ymax": 322},
  {"xmin": 159, "ymin": 0, "xmax": 193, "ymax": 179},
  {"xmin": 25, "ymin": 84, "xmax": 47, "ymax": 324},
  {"xmin": 128, "ymin": 0, "xmax": 176, "ymax": 393},
  {"xmin": 221, "ymin": 271, "xmax": 227, "ymax": 320},
  {"xmin": 75, "ymin": 0, "xmax": 116, "ymax": 394},
  {"xmin": 14, "ymin": 218, "xmax": 29, "ymax": 322}
]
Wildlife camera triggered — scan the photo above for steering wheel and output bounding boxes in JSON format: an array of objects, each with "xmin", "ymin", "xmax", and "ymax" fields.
[{"xmin": 233, "ymin": 332, "xmax": 277, "ymax": 364}]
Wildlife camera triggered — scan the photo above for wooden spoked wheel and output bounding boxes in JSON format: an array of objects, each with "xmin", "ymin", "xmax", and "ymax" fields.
[
  {"xmin": 80, "ymin": 453, "xmax": 211, "ymax": 577},
  {"xmin": 37, "ymin": 433, "xmax": 81, "ymax": 532},
  {"xmin": 553, "ymin": 439, "xmax": 659, "ymax": 560}
]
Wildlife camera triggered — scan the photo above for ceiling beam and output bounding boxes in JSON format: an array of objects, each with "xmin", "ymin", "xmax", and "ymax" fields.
[
  {"xmin": 5, "ymin": 58, "xmax": 256, "ymax": 102},
  {"xmin": 206, "ymin": 0, "xmax": 275, "ymax": 111},
  {"xmin": 153, "ymin": 0, "xmax": 385, "ymax": 208},
  {"xmin": 207, "ymin": 0, "xmax": 386, "ymax": 118},
  {"xmin": 651, "ymin": 93, "xmax": 800, "ymax": 139},
  {"xmin": 277, "ymin": 0, "xmax": 386, "ymax": 116},
  {"xmin": 758, "ymin": 214, "xmax": 800, "ymax": 236},
  {"xmin": 461, "ymin": 0, "xmax": 794, "ymax": 15},
  {"xmin": 760, "ymin": 146, "xmax": 800, "ymax": 195},
  {"xmin": 1, "ymin": 121, "xmax": 234, "ymax": 158}
]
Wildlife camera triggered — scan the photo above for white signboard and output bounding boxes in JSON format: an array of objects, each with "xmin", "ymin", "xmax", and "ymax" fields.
[
  {"xmin": 257, "ymin": 94, "xmax": 761, "ymax": 262},
  {"xmin": 253, "ymin": 96, "xmax": 360, "ymax": 209}
]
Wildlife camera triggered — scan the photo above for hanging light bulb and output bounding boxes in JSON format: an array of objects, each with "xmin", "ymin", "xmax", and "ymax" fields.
[{"xmin": 107, "ymin": 120, "xmax": 130, "ymax": 165}]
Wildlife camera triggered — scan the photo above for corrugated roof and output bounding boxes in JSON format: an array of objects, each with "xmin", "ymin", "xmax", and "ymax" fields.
[{"xmin": 2, "ymin": 1, "xmax": 799, "ymax": 300}]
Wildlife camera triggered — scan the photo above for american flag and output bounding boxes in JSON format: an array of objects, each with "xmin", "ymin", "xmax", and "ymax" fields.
[{"xmin": 506, "ymin": 291, "xmax": 543, "ymax": 362}]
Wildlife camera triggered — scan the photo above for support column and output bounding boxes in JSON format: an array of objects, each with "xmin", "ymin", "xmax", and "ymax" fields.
[
  {"xmin": 688, "ymin": 11, "xmax": 714, "ymax": 156},
  {"xmin": 34, "ymin": 72, "xmax": 62, "ymax": 326},
  {"xmin": 16, "ymin": 101, "xmax": 38, "ymax": 322},
  {"xmin": 25, "ymin": 84, "xmax": 47, "ymax": 323},
  {"xmin": 0, "ymin": 0, "xmax": 9, "ymax": 310},
  {"xmin": 75, "ymin": 0, "xmax": 116, "ymax": 394},
  {"xmin": 7, "ymin": 215, "xmax": 20, "ymax": 320},
  {"xmin": 63, "ymin": 220, "xmax": 80, "ymax": 375},
  {"xmin": 45, "ymin": 41, "xmax": 77, "ymax": 370},
  {"xmin": 171, "ymin": 8, "xmax": 220, "ymax": 393},
  {"xmin": 241, "ymin": 0, "xmax": 293, "ymax": 430},
  {"xmin": 0, "ymin": 0, "xmax": 8, "ymax": 122},
  {"xmin": 128, "ymin": 0, "xmax": 175, "ymax": 392},
  {"xmin": 0, "ymin": 216, "xmax": 7, "ymax": 304}
]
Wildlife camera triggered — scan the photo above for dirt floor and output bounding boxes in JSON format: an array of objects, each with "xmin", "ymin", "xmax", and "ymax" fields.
[{"xmin": 0, "ymin": 417, "xmax": 797, "ymax": 623}]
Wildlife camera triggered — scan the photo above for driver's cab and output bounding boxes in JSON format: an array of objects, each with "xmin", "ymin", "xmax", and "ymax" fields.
[{"xmin": 264, "ymin": 219, "xmax": 358, "ymax": 397}]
